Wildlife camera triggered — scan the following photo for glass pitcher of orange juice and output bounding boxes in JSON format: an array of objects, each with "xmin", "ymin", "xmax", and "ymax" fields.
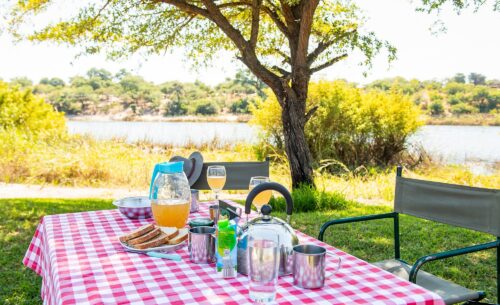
[{"xmin": 149, "ymin": 161, "xmax": 191, "ymax": 228}]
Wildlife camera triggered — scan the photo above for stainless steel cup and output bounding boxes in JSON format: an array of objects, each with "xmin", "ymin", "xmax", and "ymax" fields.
[
  {"xmin": 190, "ymin": 189, "xmax": 200, "ymax": 213},
  {"xmin": 209, "ymin": 205, "xmax": 219, "ymax": 224},
  {"xmin": 292, "ymin": 244, "xmax": 341, "ymax": 289},
  {"xmin": 188, "ymin": 226, "xmax": 216, "ymax": 264}
]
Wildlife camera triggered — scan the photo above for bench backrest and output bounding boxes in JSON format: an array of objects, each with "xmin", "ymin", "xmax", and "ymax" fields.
[
  {"xmin": 191, "ymin": 160, "xmax": 270, "ymax": 190},
  {"xmin": 394, "ymin": 175, "xmax": 500, "ymax": 236}
]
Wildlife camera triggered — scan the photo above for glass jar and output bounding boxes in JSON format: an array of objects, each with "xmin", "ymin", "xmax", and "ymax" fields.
[{"xmin": 149, "ymin": 161, "xmax": 191, "ymax": 228}]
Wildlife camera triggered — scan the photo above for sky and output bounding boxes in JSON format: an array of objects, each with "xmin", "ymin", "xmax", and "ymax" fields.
[{"xmin": 0, "ymin": 0, "xmax": 499, "ymax": 86}]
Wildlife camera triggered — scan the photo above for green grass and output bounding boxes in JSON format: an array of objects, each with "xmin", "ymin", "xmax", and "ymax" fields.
[
  {"xmin": 0, "ymin": 199, "xmax": 114, "ymax": 305},
  {"xmin": 1, "ymin": 199, "xmax": 497, "ymax": 304}
]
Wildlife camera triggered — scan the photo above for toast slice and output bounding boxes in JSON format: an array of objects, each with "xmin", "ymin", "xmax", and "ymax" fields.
[
  {"xmin": 119, "ymin": 224, "xmax": 155, "ymax": 243},
  {"xmin": 160, "ymin": 227, "xmax": 179, "ymax": 239},
  {"xmin": 168, "ymin": 228, "xmax": 188, "ymax": 245},
  {"xmin": 127, "ymin": 227, "xmax": 161, "ymax": 245},
  {"xmin": 133, "ymin": 232, "xmax": 170, "ymax": 249}
]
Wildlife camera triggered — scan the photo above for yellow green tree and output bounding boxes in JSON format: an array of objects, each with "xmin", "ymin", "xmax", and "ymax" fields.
[{"xmin": 6, "ymin": 0, "xmax": 497, "ymax": 187}]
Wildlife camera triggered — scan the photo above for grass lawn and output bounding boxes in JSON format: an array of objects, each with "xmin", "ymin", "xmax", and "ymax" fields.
[{"xmin": 1, "ymin": 199, "xmax": 497, "ymax": 304}]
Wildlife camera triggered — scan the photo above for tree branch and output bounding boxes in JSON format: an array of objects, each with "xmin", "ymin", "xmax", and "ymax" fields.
[
  {"xmin": 217, "ymin": 1, "xmax": 289, "ymax": 38},
  {"xmin": 250, "ymin": 0, "xmax": 262, "ymax": 49},
  {"xmin": 198, "ymin": 0, "xmax": 284, "ymax": 97},
  {"xmin": 272, "ymin": 65, "xmax": 290, "ymax": 77},
  {"xmin": 156, "ymin": 0, "xmax": 210, "ymax": 17},
  {"xmin": 305, "ymin": 105, "xmax": 318, "ymax": 122},
  {"xmin": 275, "ymin": 48, "xmax": 291, "ymax": 64},
  {"xmin": 307, "ymin": 29, "xmax": 357, "ymax": 66},
  {"xmin": 310, "ymin": 53, "xmax": 348, "ymax": 73}
]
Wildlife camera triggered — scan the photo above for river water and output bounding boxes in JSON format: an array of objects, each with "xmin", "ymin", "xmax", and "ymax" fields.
[{"xmin": 67, "ymin": 121, "xmax": 500, "ymax": 165}]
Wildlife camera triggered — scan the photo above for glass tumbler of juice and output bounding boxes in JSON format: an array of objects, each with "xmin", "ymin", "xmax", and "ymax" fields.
[{"xmin": 149, "ymin": 161, "xmax": 191, "ymax": 228}]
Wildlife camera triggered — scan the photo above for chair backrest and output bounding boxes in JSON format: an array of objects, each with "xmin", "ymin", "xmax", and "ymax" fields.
[
  {"xmin": 394, "ymin": 174, "xmax": 500, "ymax": 236},
  {"xmin": 191, "ymin": 159, "xmax": 270, "ymax": 190}
]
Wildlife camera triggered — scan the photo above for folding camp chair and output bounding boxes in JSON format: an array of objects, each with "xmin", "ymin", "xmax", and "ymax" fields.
[
  {"xmin": 191, "ymin": 157, "xmax": 270, "ymax": 190},
  {"xmin": 318, "ymin": 166, "xmax": 500, "ymax": 305}
]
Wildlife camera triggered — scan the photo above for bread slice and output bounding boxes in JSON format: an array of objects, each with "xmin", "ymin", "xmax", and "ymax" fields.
[
  {"xmin": 168, "ymin": 228, "xmax": 188, "ymax": 245},
  {"xmin": 160, "ymin": 227, "xmax": 179, "ymax": 239},
  {"xmin": 127, "ymin": 227, "xmax": 161, "ymax": 245},
  {"xmin": 119, "ymin": 224, "xmax": 155, "ymax": 243},
  {"xmin": 133, "ymin": 233, "xmax": 170, "ymax": 249}
]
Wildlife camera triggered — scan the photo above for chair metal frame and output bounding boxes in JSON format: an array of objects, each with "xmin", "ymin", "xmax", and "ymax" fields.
[{"xmin": 318, "ymin": 166, "xmax": 500, "ymax": 305}]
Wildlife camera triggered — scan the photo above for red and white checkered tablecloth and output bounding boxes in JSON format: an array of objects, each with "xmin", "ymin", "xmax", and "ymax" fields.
[{"xmin": 24, "ymin": 201, "xmax": 445, "ymax": 305}]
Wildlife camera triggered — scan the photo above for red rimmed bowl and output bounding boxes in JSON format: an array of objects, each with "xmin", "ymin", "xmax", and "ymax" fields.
[{"xmin": 113, "ymin": 196, "xmax": 152, "ymax": 219}]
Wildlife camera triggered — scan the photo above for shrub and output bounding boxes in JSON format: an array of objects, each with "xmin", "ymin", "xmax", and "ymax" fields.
[
  {"xmin": 230, "ymin": 98, "xmax": 253, "ymax": 114},
  {"xmin": 164, "ymin": 100, "xmax": 188, "ymax": 116},
  {"xmin": 429, "ymin": 101, "xmax": 444, "ymax": 115},
  {"xmin": 251, "ymin": 81, "xmax": 422, "ymax": 169},
  {"xmin": 0, "ymin": 81, "xmax": 66, "ymax": 138},
  {"xmin": 268, "ymin": 184, "xmax": 351, "ymax": 212},
  {"xmin": 195, "ymin": 100, "xmax": 219, "ymax": 115},
  {"xmin": 450, "ymin": 103, "xmax": 478, "ymax": 115}
]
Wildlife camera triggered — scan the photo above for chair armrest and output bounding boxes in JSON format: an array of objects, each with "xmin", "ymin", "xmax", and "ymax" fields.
[
  {"xmin": 318, "ymin": 212, "xmax": 398, "ymax": 241},
  {"xmin": 409, "ymin": 240, "xmax": 500, "ymax": 283}
]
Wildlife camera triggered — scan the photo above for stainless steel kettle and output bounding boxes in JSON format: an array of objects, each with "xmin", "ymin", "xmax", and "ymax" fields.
[{"xmin": 237, "ymin": 182, "xmax": 299, "ymax": 276}]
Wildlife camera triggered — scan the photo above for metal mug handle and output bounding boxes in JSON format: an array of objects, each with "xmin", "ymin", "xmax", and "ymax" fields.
[{"xmin": 325, "ymin": 251, "xmax": 342, "ymax": 278}]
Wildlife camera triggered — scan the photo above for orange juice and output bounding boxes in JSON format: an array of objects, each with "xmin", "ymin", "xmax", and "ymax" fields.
[
  {"xmin": 250, "ymin": 186, "xmax": 272, "ymax": 210},
  {"xmin": 207, "ymin": 176, "xmax": 226, "ymax": 191},
  {"xmin": 151, "ymin": 199, "xmax": 190, "ymax": 228}
]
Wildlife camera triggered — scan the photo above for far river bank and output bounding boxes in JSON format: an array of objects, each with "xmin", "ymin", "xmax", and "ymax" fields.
[{"xmin": 67, "ymin": 113, "xmax": 500, "ymax": 126}]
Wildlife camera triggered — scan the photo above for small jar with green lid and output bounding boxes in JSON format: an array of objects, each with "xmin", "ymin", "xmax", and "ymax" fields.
[{"xmin": 189, "ymin": 217, "xmax": 215, "ymax": 228}]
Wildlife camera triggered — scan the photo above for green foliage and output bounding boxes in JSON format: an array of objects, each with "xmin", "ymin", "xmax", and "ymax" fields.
[
  {"xmin": 451, "ymin": 73, "xmax": 466, "ymax": 83},
  {"xmin": 450, "ymin": 103, "xmax": 478, "ymax": 114},
  {"xmin": 195, "ymin": 100, "xmax": 218, "ymax": 115},
  {"xmin": 369, "ymin": 74, "xmax": 500, "ymax": 116},
  {"xmin": 164, "ymin": 100, "xmax": 188, "ymax": 116},
  {"xmin": 469, "ymin": 72, "xmax": 487, "ymax": 85},
  {"xmin": 252, "ymin": 81, "xmax": 422, "ymax": 168},
  {"xmin": 229, "ymin": 97, "xmax": 253, "ymax": 114},
  {"xmin": 40, "ymin": 77, "xmax": 65, "ymax": 87},
  {"xmin": 269, "ymin": 184, "xmax": 351, "ymax": 213},
  {"xmin": 429, "ymin": 101, "xmax": 444, "ymax": 115},
  {"xmin": 0, "ymin": 81, "xmax": 65, "ymax": 137}
]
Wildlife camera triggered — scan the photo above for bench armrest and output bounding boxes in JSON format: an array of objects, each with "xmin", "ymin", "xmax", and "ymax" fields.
[
  {"xmin": 318, "ymin": 212, "xmax": 398, "ymax": 241},
  {"xmin": 409, "ymin": 240, "xmax": 500, "ymax": 283}
]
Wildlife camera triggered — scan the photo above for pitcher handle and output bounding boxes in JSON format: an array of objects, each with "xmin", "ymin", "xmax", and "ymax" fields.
[{"xmin": 149, "ymin": 164, "xmax": 161, "ymax": 199}]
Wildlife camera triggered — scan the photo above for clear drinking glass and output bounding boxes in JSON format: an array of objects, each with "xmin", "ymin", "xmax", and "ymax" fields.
[
  {"xmin": 249, "ymin": 176, "xmax": 271, "ymax": 214},
  {"xmin": 247, "ymin": 226, "xmax": 280, "ymax": 303},
  {"xmin": 207, "ymin": 165, "xmax": 226, "ymax": 201}
]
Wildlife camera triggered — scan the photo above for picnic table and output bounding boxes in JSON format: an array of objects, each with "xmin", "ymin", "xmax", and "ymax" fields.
[{"xmin": 24, "ymin": 201, "xmax": 445, "ymax": 305}]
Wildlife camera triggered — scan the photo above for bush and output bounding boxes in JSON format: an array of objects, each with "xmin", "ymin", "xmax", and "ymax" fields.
[
  {"xmin": 429, "ymin": 101, "xmax": 444, "ymax": 115},
  {"xmin": 230, "ymin": 98, "xmax": 253, "ymax": 114},
  {"xmin": 164, "ymin": 100, "xmax": 188, "ymax": 116},
  {"xmin": 450, "ymin": 103, "xmax": 478, "ymax": 115},
  {"xmin": 195, "ymin": 100, "xmax": 219, "ymax": 115},
  {"xmin": 251, "ymin": 81, "xmax": 422, "ymax": 169},
  {"xmin": 268, "ymin": 184, "xmax": 351, "ymax": 212},
  {"xmin": 0, "ymin": 81, "xmax": 66, "ymax": 138}
]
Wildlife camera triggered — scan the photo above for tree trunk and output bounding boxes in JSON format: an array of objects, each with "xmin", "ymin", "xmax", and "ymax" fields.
[{"xmin": 280, "ymin": 93, "xmax": 315, "ymax": 188}]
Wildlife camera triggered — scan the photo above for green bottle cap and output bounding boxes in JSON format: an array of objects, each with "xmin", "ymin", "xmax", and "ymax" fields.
[{"xmin": 188, "ymin": 218, "xmax": 214, "ymax": 228}]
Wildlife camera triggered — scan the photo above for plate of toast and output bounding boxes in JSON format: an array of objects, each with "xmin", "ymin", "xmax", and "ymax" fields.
[{"xmin": 119, "ymin": 223, "xmax": 188, "ymax": 253}]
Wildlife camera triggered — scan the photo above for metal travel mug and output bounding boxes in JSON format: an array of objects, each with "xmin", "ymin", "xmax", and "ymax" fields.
[
  {"xmin": 190, "ymin": 189, "xmax": 200, "ymax": 213},
  {"xmin": 188, "ymin": 226, "xmax": 216, "ymax": 264},
  {"xmin": 292, "ymin": 244, "xmax": 341, "ymax": 289}
]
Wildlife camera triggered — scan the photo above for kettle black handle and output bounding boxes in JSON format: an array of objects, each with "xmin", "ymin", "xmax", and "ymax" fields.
[{"xmin": 245, "ymin": 182, "xmax": 293, "ymax": 216}]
